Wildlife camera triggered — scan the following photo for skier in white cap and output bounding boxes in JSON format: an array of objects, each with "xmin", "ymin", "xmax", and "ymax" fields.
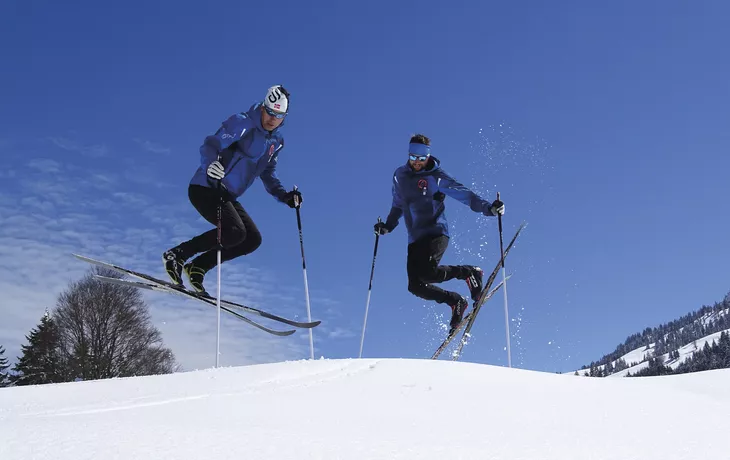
[{"xmin": 162, "ymin": 85, "xmax": 302, "ymax": 294}]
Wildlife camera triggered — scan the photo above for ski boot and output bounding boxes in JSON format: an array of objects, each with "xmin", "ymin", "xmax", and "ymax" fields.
[
  {"xmin": 464, "ymin": 266, "xmax": 484, "ymax": 302},
  {"xmin": 162, "ymin": 247, "xmax": 186, "ymax": 286},
  {"xmin": 449, "ymin": 295, "xmax": 469, "ymax": 334},
  {"xmin": 184, "ymin": 261, "xmax": 209, "ymax": 295}
]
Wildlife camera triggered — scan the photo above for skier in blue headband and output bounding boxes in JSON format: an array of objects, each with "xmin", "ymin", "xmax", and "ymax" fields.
[{"xmin": 374, "ymin": 133, "xmax": 505, "ymax": 333}]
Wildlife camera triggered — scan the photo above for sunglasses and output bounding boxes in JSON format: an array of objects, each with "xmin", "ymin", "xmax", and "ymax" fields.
[
  {"xmin": 409, "ymin": 154, "xmax": 429, "ymax": 162},
  {"xmin": 264, "ymin": 106, "xmax": 287, "ymax": 119}
]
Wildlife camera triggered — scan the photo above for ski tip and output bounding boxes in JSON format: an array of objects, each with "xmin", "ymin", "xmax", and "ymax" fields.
[
  {"xmin": 292, "ymin": 320, "xmax": 321, "ymax": 329},
  {"xmin": 72, "ymin": 253, "xmax": 99, "ymax": 263}
]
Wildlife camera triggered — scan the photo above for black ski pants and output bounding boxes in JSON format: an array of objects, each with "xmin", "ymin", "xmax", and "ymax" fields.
[
  {"xmin": 406, "ymin": 235, "xmax": 469, "ymax": 306},
  {"xmin": 177, "ymin": 185, "xmax": 262, "ymax": 272}
]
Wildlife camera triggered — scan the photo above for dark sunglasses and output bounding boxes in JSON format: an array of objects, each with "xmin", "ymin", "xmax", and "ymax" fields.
[
  {"xmin": 264, "ymin": 106, "xmax": 287, "ymax": 119},
  {"xmin": 409, "ymin": 154, "xmax": 429, "ymax": 162}
]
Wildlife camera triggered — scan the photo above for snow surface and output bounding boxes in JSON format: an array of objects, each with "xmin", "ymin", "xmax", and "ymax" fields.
[{"xmin": 2, "ymin": 358, "xmax": 729, "ymax": 459}]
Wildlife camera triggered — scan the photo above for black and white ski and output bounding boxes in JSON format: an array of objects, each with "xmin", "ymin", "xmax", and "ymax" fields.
[
  {"xmin": 94, "ymin": 275, "xmax": 296, "ymax": 336},
  {"xmin": 431, "ymin": 221, "xmax": 526, "ymax": 360},
  {"xmin": 430, "ymin": 276, "xmax": 509, "ymax": 359},
  {"xmin": 73, "ymin": 253, "xmax": 321, "ymax": 335}
]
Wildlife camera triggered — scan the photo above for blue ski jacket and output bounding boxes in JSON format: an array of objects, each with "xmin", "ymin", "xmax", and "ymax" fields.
[
  {"xmin": 384, "ymin": 156, "xmax": 498, "ymax": 244},
  {"xmin": 189, "ymin": 103, "xmax": 288, "ymax": 202}
]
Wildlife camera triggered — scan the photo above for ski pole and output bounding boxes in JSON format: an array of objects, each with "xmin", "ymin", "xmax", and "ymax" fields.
[
  {"xmin": 497, "ymin": 192, "xmax": 511, "ymax": 368},
  {"xmin": 293, "ymin": 186, "xmax": 314, "ymax": 359},
  {"xmin": 359, "ymin": 217, "xmax": 381, "ymax": 358},
  {"xmin": 215, "ymin": 164, "xmax": 223, "ymax": 369}
]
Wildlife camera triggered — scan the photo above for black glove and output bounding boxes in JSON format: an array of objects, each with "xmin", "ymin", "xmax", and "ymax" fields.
[
  {"xmin": 374, "ymin": 221, "xmax": 391, "ymax": 235},
  {"xmin": 283, "ymin": 189, "xmax": 302, "ymax": 209},
  {"xmin": 489, "ymin": 199, "xmax": 505, "ymax": 216}
]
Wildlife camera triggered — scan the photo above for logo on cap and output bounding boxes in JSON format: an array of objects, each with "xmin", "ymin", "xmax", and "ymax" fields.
[{"xmin": 268, "ymin": 88, "xmax": 282, "ymax": 103}]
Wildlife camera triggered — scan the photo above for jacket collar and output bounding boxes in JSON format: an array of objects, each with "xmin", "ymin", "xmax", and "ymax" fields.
[{"xmin": 247, "ymin": 102, "xmax": 285, "ymax": 135}]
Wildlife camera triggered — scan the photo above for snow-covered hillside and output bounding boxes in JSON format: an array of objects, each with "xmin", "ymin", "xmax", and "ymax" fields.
[
  {"xmin": 2, "ymin": 358, "xmax": 728, "ymax": 459},
  {"xmin": 568, "ymin": 305, "xmax": 730, "ymax": 377},
  {"xmin": 568, "ymin": 328, "xmax": 730, "ymax": 378}
]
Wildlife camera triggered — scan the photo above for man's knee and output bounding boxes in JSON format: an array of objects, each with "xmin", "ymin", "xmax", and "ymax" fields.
[
  {"xmin": 418, "ymin": 267, "xmax": 442, "ymax": 284},
  {"xmin": 222, "ymin": 224, "xmax": 246, "ymax": 249},
  {"xmin": 408, "ymin": 279, "xmax": 425, "ymax": 297},
  {"xmin": 228, "ymin": 228, "xmax": 262, "ymax": 258},
  {"xmin": 246, "ymin": 229, "xmax": 262, "ymax": 253}
]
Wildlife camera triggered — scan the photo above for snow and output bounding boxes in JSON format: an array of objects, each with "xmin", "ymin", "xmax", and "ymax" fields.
[{"xmin": 3, "ymin": 358, "xmax": 729, "ymax": 459}]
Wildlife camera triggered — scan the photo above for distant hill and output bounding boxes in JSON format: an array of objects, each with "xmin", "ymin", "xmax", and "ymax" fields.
[{"xmin": 569, "ymin": 292, "xmax": 730, "ymax": 377}]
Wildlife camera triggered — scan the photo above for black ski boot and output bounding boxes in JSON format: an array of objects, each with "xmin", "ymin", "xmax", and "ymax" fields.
[
  {"xmin": 449, "ymin": 295, "xmax": 469, "ymax": 333},
  {"xmin": 162, "ymin": 247, "xmax": 186, "ymax": 286},
  {"xmin": 464, "ymin": 266, "xmax": 484, "ymax": 302},
  {"xmin": 184, "ymin": 261, "xmax": 209, "ymax": 295}
]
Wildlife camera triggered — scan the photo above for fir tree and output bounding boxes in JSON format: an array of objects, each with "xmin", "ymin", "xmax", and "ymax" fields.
[
  {"xmin": 0, "ymin": 345, "xmax": 10, "ymax": 387},
  {"xmin": 11, "ymin": 312, "xmax": 66, "ymax": 385}
]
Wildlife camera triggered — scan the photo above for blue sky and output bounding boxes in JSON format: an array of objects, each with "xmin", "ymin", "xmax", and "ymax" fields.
[{"xmin": 1, "ymin": 1, "xmax": 729, "ymax": 373}]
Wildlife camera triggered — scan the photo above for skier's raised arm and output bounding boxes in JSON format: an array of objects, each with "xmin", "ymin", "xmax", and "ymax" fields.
[{"xmin": 435, "ymin": 169, "xmax": 505, "ymax": 217}]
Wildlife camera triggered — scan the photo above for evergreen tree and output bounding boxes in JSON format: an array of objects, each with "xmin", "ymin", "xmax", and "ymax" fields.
[
  {"xmin": 631, "ymin": 357, "xmax": 672, "ymax": 377},
  {"xmin": 720, "ymin": 332, "xmax": 730, "ymax": 368},
  {"xmin": 11, "ymin": 312, "xmax": 66, "ymax": 385},
  {"xmin": 604, "ymin": 360, "xmax": 615, "ymax": 375},
  {"xmin": 0, "ymin": 345, "xmax": 10, "ymax": 387}
]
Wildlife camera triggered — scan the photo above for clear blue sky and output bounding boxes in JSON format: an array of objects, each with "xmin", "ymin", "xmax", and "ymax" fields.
[{"xmin": 1, "ymin": 0, "xmax": 729, "ymax": 372}]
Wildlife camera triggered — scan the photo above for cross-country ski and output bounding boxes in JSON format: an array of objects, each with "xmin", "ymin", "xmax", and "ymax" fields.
[
  {"xmin": 73, "ymin": 254, "xmax": 320, "ymax": 338},
  {"xmin": 431, "ymin": 221, "xmax": 526, "ymax": 360}
]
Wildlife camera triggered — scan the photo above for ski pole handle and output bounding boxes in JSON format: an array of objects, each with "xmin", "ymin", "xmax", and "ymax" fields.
[{"xmin": 496, "ymin": 192, "xmax": 503, "ymax": 233}]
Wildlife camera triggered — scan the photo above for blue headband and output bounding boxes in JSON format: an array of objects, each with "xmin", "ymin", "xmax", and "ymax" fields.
[{"xmin": 409, "ymin": 143, "xmax": 431, "ymax": 156}]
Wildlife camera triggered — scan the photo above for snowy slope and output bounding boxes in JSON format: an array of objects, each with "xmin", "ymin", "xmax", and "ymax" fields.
[
  {"xmin": 608, "ymin": 329, "xmax": 730, "ymax": 377},
  {"xmin": 568, "ymin": 307, "xmax": 730, "ymax": 377},
  {"xmin": 569, "ymin": 328, "xmax": 730, "ymax": 377},
  {"xmin": 2, "ymin": 358, "xmax": 729, "ymax": 460}
]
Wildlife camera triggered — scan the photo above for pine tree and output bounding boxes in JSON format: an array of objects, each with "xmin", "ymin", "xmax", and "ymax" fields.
[
  {"xmin": 11, "ymin": 312, "xmax": 66, "ymax": 386},
  {"xmin": 0, "ymin": 345, "xmax": 10, "ymax": 387},
  {"xmin": 604, "ymin": 360, "xmax": 615, "ymax": 376}
]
